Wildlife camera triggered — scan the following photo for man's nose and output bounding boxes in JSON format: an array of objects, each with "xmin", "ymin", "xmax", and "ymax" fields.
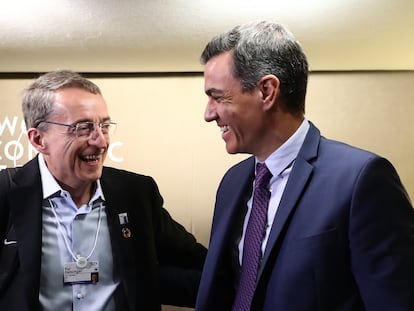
[
  {"xmin": 204, "ymin": 101, "xmax": 217, "ymax": 122},
  {"xmin": 88, "ymin": 125, "xmax": 108, "ymax": 146}
]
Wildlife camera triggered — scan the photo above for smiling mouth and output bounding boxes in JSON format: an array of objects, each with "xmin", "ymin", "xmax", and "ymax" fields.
[
  {"xmin": 220, "ymin": 125, "xmax": 229, "ymax": 133},
  {"xmin": 80, "ymin": 154, "xmax": 101, "ymax": 162}
]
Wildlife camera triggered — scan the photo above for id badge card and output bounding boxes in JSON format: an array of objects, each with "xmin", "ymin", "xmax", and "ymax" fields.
[{"xmin": 64, "ymin": 260, "xmax": 99, "ymax": 284}]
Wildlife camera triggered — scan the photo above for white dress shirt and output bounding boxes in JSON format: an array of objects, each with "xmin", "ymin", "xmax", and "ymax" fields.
[{"xmin": 239, "ymin": 120, "xmax": 310, "ymax": 264}]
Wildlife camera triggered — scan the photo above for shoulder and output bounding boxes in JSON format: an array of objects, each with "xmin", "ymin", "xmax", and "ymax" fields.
[
  {"xmin": 215, "ymin": 156, "xmax": 255, "ymax": 193},
  {"xmin": 222, "ymin": 156, "xmax": 254, "ymax": 179},
  {"xmin": 0, "ymin": 158, "xmax": 40, "ymax": 189},
  {"xmin": 311, "ymin": 137, "xmax": 405, "ymax": 193},
  {"xmin": 303, "ymin": 122, "xmax": 379, "ymax": 167},
  {"xmin": 101, "ymin": 166, "xmax": 158, "ymax": 189},
  {"xmin": 317, "ymin": 136, "xmax": 381, "ymax": 168},
  {"xmin": 102, "ymin": 166, "xmax": 152, "ymax": 179}
]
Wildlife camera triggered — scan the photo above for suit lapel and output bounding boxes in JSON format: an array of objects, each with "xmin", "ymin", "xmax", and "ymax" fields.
[
  {"xmin": 100, "ymin": 169, "xmax": 138, "ymax": 310},
  {"xmin": 258, "ymin": 123, "xmax": 320, "ymax": 278},
  {"xmin": 211, "ymin": 157, "xmax": 255, "ymax": 258},
  {"xmin": 200, "ymin": 157, "xmax": 255, "ymax": 302},
  {"xmin": 100, "ymin": 170, "xmax": 137, "ymax": 268}
]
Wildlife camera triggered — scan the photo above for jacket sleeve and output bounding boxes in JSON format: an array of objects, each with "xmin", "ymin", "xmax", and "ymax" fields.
[
  {"xmin": 0, "ymin": 168, "xmax": 20, "ymax": 292},
  {"xmin": 349, "ymin": 157, "xmax": 414, "ymax": 309},
  {"xmin": 149, "ymin": 176, "xmax": 208, "ymax": 307}
]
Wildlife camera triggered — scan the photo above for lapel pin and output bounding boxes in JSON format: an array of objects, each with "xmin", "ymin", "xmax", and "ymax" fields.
[
  {"xmin": 122, "ymin": 227, "xmax": 132, "ymax": 239},
  {"xmin": 118, "ymin": 212, "xmax": 129, "ymax": 225}
]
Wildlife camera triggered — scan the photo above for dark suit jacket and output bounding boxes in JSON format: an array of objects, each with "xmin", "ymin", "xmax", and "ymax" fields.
[
  {"xmin": 0, "ymin": 157, "xmax": 207, "ymax": 311},
  {"xmin": 196, "ymin": 122, "xmax": 414, "ymax": 311}
]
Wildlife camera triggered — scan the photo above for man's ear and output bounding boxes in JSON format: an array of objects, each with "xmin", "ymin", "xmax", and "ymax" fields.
[
  {"xmin": 259, "ymin": 75, "xmax": 280, "ymax": 111},
  {"xmin": 27, "ymin": 128, "xmax": 47, "ymax": 152}
]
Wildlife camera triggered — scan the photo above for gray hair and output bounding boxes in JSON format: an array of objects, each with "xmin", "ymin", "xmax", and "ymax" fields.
[
  {"xmin": 200, "ymin": 20, "xmax": 308, "ymax": 114},
  {"xmin": 22, "ymin": 70, "xmax": 102, "ymax": 129}
]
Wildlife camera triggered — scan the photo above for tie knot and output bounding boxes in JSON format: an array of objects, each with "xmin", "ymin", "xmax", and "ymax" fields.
[{"xmin": 255, "ymin": 163, "xmax": 272, "ymax": 188}]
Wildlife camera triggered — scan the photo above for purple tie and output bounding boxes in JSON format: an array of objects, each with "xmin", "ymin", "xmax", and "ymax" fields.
[{"xmin": 232, "ymin": 163, "xmax": 272, "ymax": 311}]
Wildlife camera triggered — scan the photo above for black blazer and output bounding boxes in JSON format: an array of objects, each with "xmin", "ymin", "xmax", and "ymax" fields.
[{"xmin": 0, "ymin": 157, "xmax": 207, "ymax": 310}]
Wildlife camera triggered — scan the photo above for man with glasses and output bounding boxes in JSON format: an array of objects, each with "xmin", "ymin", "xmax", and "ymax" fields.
[{"xmin": 0, "ymin": 70, "xmax": 207, "ymax": 310}]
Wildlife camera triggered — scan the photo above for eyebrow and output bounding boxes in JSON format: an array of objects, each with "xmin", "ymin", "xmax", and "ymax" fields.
[
  {"xmin": 73, "ymin": 116, "xmax": 112, "ymax": 124},
  {"xmin": 76, "ymin": 117, "xmax": 111, "ymax": 123}
]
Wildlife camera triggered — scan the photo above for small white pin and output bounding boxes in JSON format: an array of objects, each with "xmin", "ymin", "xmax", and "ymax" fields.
[{"xmin": 118, "ymin": 212, "xmax": 129, "ymax": 225}]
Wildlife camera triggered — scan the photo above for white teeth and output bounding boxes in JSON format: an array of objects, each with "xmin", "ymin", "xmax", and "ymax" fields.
[
  {"xmin": 220, "ymin": 125, "xmax": 229, "ymax": 133},
  {"xmin": 82, "ymin": 154, "xmax": 100, "ymax": 162}
]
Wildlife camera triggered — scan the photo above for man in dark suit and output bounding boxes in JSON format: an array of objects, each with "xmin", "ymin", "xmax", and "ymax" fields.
[
  {"xmin": 0, "ymin": 70, "xmax": 207, "ymax": 310},
  {"xmin": 196, "ymin": 20, "xmax": 414, "ymax": 310}
]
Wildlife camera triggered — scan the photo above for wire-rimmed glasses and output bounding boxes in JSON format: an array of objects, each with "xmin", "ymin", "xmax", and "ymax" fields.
[{"xmin": 36, "ymin": 120, "xmax": 117, "ymax": 137}]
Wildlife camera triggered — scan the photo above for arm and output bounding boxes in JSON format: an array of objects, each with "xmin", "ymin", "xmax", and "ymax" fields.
[
  {"xmin": 0, "ymin": 169, "xmax": 15, "ymax": 240},
  {"xmin": 0, "ymin": 168, "xmax": 19, "ymax": 292},
  {"xmin": 149, "ymin": 177, "xmax": 207, "ymax": 307},
  {"xmin": 350, "ymin": 157, "xmax": 414, "ymax": 309}
]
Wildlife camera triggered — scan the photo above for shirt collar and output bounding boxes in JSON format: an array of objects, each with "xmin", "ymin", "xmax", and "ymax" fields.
[
  {"xmin": 256, "ymin": 119, "xmax": 310, "ymax": 177},
  {"xmin": 38, "ymin": 153, "xmax": 105, "ymax": 204}
]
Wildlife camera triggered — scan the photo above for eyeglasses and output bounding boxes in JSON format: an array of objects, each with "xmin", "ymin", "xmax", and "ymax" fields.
[{"xmin": 36, "ymin": 120, "xmax": 117, "ymax": 137}]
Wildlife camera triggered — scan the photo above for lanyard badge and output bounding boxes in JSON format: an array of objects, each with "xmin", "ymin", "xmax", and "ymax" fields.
[
  {"xmin": 64, "ymin": 260, "xmax": 99, "ymax": 284},
  {"xmin": 49, "ymin": 199, "xmax": 103, "ymax": 285}
]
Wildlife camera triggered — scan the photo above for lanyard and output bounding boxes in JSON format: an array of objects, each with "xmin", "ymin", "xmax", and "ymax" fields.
[{"xmin": 49, "ymin": 199, "xmax": 103, "ymax": 268}]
